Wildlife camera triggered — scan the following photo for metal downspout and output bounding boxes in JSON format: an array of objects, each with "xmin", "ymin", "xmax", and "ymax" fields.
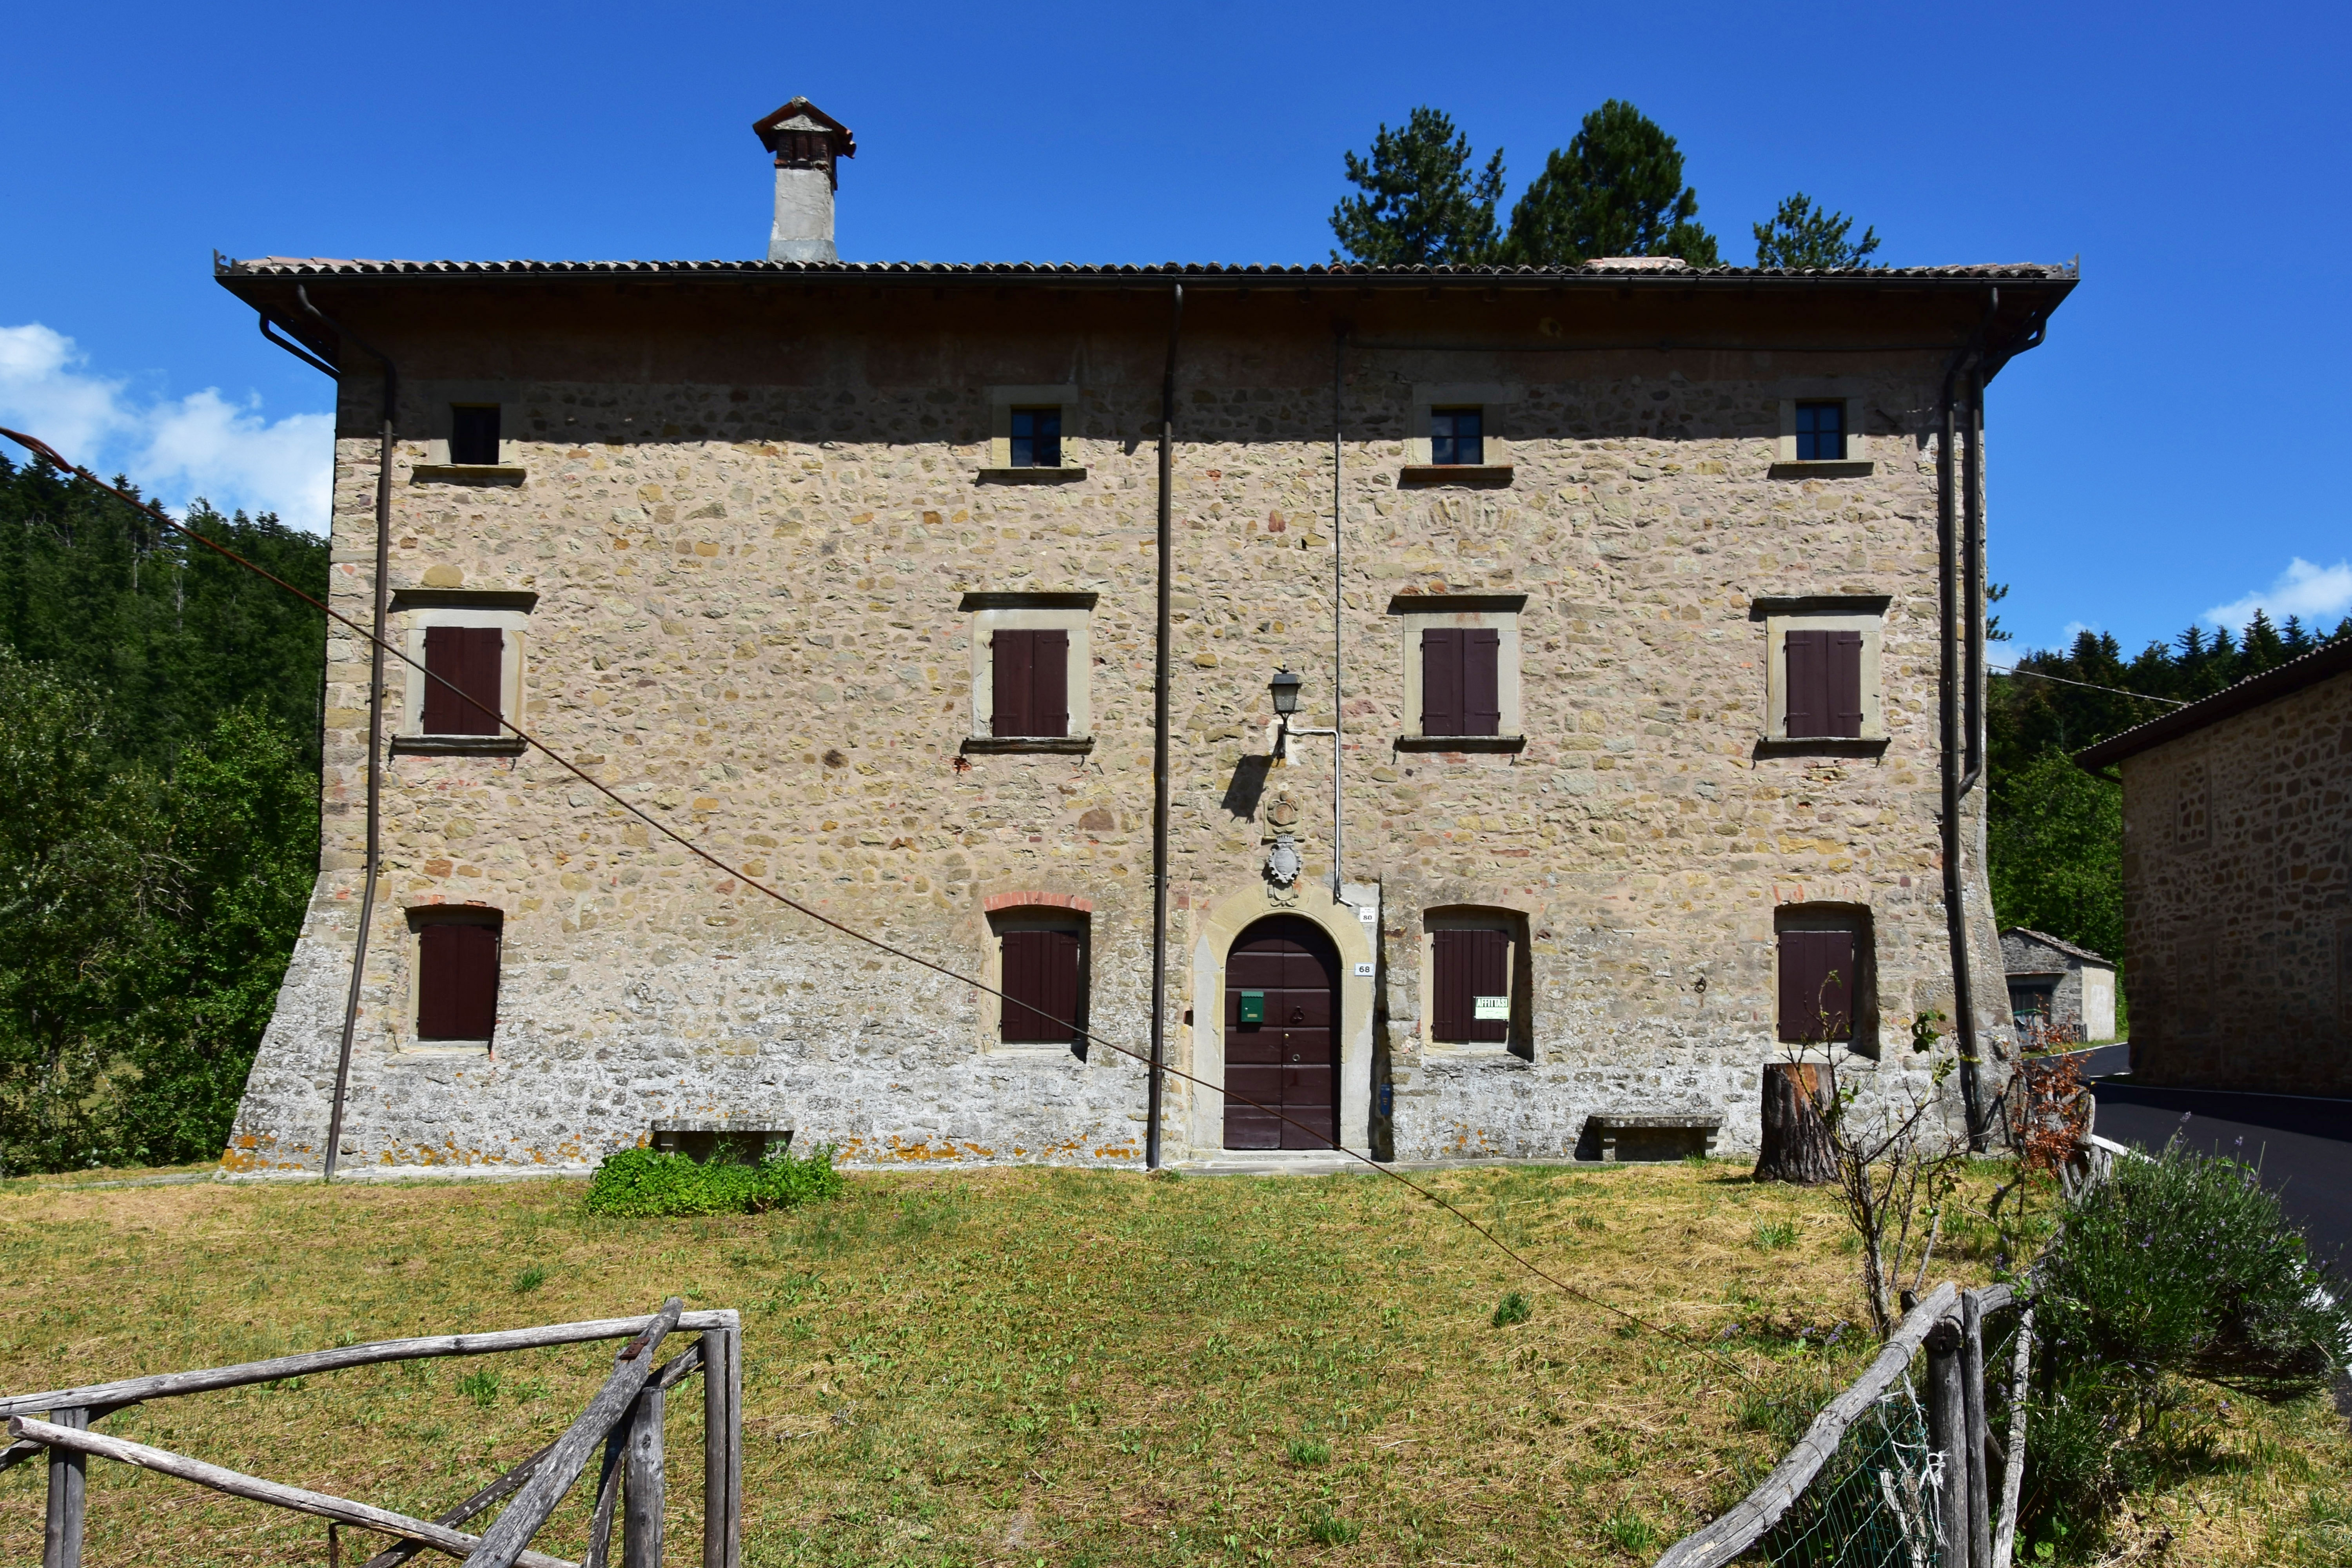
[
  {"xmin": 1331, "ymin": 331, "xmax": 1346, "ymax": 898},
  {"xmin": 297, "ymin": 286, "xmax": 395, "ymax": 1183},
  {"xmin": 1939, "ymin": 291, "xmax": 1994, "ymax": 1150},
  {"xmin": 1146, "ymin": 284, "xmax": 1183, "ymax": 1171}
]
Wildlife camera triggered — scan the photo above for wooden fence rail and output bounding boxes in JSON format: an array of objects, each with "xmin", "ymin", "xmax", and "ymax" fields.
[
  {"xmin": 4, "ymin": 1302, "xmax": 741, "ymax": 1568},
  {"xmin": 1653, "ymin": 1280, "xmax": 2032, "ymax": 1568}
]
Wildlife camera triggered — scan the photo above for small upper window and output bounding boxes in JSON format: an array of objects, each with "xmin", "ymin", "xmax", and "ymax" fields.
[
  {"xmin": 449, "ymin": 405, "xmax": 501, "ymax": 466},
  {"xmin": 1009, "ymin": 407, "xmax": 1062, "ymax": 468},
  {"xmin": 1793, "ymin": 400, "xmax": 1845, "ymax": 462},
  {"xmin": 1430, "ymin": 407, "xmax": 1483, "ymax": 466},
  {"xmin": 422, "ymin": 626, "xmax": 505, "ymax": 736}
]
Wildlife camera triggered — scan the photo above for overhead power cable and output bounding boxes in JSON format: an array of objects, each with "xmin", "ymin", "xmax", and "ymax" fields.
[
  {"xmin": 1990, "ymin": 666, "xmax": 2188, "ymax": 706},
  {"xmin": 0, "ymin": 425, "xmax": 1750, "ymax": 1380}
]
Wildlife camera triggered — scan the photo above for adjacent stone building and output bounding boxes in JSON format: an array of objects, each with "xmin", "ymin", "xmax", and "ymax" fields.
[
  {"xmin": 211, "ymin": 99, "xmax": 2062, "ymax": 1176},
  {"xmin": 1999, "ymin": 928, "xmax": 2116, "ymax": 1042},
  {"xmin": 2075, "ymin": 638, "xmax": 2352, "ymax": 1095}
]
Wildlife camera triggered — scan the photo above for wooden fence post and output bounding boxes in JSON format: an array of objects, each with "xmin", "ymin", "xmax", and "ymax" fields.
[
  {"xmin": 43, "ymin": 1406, "xmax": 87, "ymax": 1568},
  {"xmin": 1961, "ymin": 1291, "xmax": 1993, "ymax": 1568},
  {"xmin": 1926, "ymin": 1320, "xmax": 1969, "ymax": 1568},
  {"xmin": 701, "ymin": 1324, "xmax": 740, "ymax": 1568},
  {"xmin": 623, "ymin": 1388, "xmax": 664, "ymax": 1568}
]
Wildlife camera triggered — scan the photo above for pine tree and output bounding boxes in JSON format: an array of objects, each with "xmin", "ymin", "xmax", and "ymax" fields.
[
  {"xmin": 1752, "ymin": 192, "xmax": 1881, "ymax": 269},
  {"xmin": 1328, "ymin": 107, "xmax": 1505, "ymax": 266},
  {"xmin": 1498, "ymin": 100, "xmax": 1719, "ymax": 267}
]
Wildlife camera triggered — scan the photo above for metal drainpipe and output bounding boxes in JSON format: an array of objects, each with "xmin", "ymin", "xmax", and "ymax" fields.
[
  {"xmin": 1330, "ymin": 330, "xmax": 1346, "ymax": 899},
  {"xmin": 1146, "ymin": 283, "xmax": 1182, "ymax": 1171},
  {"xmin": 297, "ymin": 285, "xmax": 395, "ymax": 1184},
  {"xmin": 1938, "ymin": 291, "xmax": 1995, "ymax": 1150}
]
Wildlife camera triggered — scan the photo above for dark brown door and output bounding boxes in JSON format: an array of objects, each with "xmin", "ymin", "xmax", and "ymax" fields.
[{"xmin": 1224, "ymin": 916, "xmax": 1340, "ymax": 1151}]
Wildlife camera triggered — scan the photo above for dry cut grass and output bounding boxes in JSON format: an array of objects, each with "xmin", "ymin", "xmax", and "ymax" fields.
[{"xmin": 0, "ymin": 1159, "xmax": 2338, "ymax": 1567}]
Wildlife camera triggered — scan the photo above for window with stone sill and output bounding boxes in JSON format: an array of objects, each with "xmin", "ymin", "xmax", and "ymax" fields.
[
  {"xmin": 964, "ymin": 593, "xmax": 1094, "ymax": 749},
  {"xmin": 391, "ymin": 590, "xmax": 535, "ymax": 752},
  {"xmin": 1755, "ymin": 597, "xmax": 1889, "ymax": 745},
  {"xmin": 410, "ymin": 907, "xmax": 503, "ymax": 1047}
]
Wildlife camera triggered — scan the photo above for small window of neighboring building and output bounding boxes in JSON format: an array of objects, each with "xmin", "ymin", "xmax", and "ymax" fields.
[
  {"xmin": 1784, "ymin": 628, "xmax": 1864, "ymax": 739},
  {"xmin": 1420, "ymin": 627, "xmax": 1501, "ymax": 737},
  {"xmin": 449, "ymin": 404, "xmax": 501, "ymax": 466},
  {"xmin": 1775, "ymin": 913, "xmax": 1872, "ymax": 1047},
  {"xmin": 1430, "ymin": 407, "xmax": 1483, "ymax": 466},
  {"xmin": 990, "ymin": 628, "xmax": 1070, "ymax": 738},
  {"xmin": 998, "ymin": 922, "xmax": 1086, "ymax": 1049},
  {"xmin": 1009, "ymin": 407, "xmax": 1062, "ymax": 468},
  {"xmin": 416, "ymin": 914, "xmax": 501, "ymax": 1042},
  {"xmin": 1793, "ymin": 400, "xmax": 1845, "ymax": 462},
  {"xmin": 421, "ymin": 625, "xmax": 506, "ymax": 736},
  {"xmin": 1431, "ymin": 926, "xmax": 1510, "ymax": 1044}
]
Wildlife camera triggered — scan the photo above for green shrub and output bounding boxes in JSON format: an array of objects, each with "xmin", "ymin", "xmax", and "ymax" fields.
[
  {"xmin": 2023, "ymin": 1142, "xmax": 2351, "ymax": 1556},
  {"xmin": 582, "ymin": 1144, "xmax": 845, "ymax": 1218}
]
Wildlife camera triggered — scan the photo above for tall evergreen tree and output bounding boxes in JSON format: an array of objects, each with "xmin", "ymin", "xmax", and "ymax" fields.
[
  {"xmin": 1328, "ymin": 107, "xmax": 1505, "ymax": 266},
  {"xmin": 1498, "ymin": 100, "xmax": 1720, "ymax": 267},
  {"xmin": 1752, "ymin": 192, "xmax": 1881, "ymax": 269}
]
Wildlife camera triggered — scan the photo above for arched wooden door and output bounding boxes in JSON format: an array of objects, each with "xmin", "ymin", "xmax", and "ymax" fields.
[{"xmin": 1224, "ymin": 916, "xmax": 1340, "ymax": 1150}]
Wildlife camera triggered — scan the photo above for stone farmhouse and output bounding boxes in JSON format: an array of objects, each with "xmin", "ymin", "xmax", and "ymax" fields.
[
  {"xmin": 1998, "ymin": 928, "xmax": 2116, "ymax": 1043},
  {"xmin": 212, "ymin": 98, "xmax": 2065, "ymax": 1176},
  {"xmin": 2075, "ymin": 636, "xmax": 2352, "ymax": 1096}
]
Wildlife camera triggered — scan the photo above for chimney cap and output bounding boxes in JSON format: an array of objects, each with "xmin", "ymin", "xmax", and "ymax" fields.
[{"xmin": 752, "ymin": 97, "xmax": 855, "ymax": 159}]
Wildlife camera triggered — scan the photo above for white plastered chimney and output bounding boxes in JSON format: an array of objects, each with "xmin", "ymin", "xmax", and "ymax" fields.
[{"xmin": 753, "ymin": 97, "xmax": 855, "ymax": 263}]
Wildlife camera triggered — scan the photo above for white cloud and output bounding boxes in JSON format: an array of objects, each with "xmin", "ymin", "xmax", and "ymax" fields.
[
  {"xmin": 2203, "ymin": 558, "xmax": 2352, "ymax": 632},
  {"xmin": 0, "ymin": 323, "xmax": 332, "ymax": 532}
]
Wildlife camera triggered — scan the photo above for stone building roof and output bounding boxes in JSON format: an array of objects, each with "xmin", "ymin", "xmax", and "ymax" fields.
[
  {"xmin": 2000, "ymin": 927, "xmax": 2114, "ymax": 969},
  {"xmin": 216, "ymin": 256, "xmax": 2076, "ymax": 285},
  {"xmin": 2073, "ymin": 635, "xmax": 2352, "ymax": 770}
]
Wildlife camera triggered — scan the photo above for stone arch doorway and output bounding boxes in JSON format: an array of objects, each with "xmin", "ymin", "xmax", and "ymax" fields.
[{"xmin": 1224, "ymin": 916, "xmax": 1341, "ymax": 1150}]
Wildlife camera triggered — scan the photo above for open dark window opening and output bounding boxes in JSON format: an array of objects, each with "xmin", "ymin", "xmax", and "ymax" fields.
[
  {"xmin": 450, "ymin": 405, "xmax": 501, "ymax": 466},
  {"xmin": 1784, "ymin": 628, "xmax": 1864, "ymax": 739},
  {"xmin": 1430, "ymin": 407, "xmax": 1483, "ymax": 466},
  {"xmin": 991, "ymin": 628, "xmax": 1070, "ymax": 738},
  {"xmin": 421, "ymin": 625, "xmax": 505, "ymax": 735},
  {"xmin": 415, "ymin": 913, "xmax": 502, "ymax": 1042},
  {"xmin": 1794, "ymin": 400, "xmax": 1845, "ymax": 461},
  {"xmin": 1009, "ymin": 407, "xmax": 1062, "ymax": 468},
  {"xmin": 1421, "ymin": 628, "xmax": 1501, "ymax": 737}
]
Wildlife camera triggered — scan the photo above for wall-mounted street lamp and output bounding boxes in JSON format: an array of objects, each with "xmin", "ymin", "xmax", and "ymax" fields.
[{"xmin": 1269, "ymin": 666, "xmax": 1303, "ymax": 719}]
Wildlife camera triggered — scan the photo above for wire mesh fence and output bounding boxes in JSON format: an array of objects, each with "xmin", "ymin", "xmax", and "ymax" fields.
[
  {"xmin": 1750, "ymin": 1376, "xmax": 1944, "ymax": 1567},
  {"xmin": 1656, "ymin": 1281, "xmax": 2030, "ymax": 1568}
]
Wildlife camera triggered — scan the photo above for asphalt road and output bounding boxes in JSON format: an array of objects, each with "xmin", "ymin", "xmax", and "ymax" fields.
[{"xmin": 2089, "ymin": 1079, "xmax": 2352, "ymax": 1269}]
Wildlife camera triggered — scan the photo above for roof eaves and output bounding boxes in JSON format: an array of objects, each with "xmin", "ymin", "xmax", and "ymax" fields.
[{"xmin": 2073, "ymin": 635, "xmax": 2352, "ymax": 771}]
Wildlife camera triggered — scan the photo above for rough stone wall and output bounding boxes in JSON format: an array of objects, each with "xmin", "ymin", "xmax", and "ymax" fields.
[
  {"xmin": 2118, "ymin": 671, "xmax": 2352, "ymax": 1094},
  {"xmin": 226, "ymin": 302, "xmax": 2011, "ymax": 1176},
  {"xmin": 1998, "ymin": 930, "xmax": 2089, "ymax": 1037}
]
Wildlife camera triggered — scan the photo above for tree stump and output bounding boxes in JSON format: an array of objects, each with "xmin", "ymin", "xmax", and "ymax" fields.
[{"xmin": 1755, "ymin": 1062, "xmax": 1839, "ymax": 1184}]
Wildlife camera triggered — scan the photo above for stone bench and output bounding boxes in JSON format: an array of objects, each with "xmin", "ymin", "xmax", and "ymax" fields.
[
  {"xmin": 650, "ymin": 1118, "xmax": 794, "ymax": 1164},
  {"xmin": 1587, "ymin": 1113, "xmax": 1722, "ymax": 1163}
]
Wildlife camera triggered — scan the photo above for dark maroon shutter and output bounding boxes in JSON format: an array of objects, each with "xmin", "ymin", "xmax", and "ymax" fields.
[
  {"xmin": 1433, "ymin": 927, "xmax": 1510, "ymax": 1043},
  {"xmin": 418, "ymin": 922, "xmax": 500, "ymax": 1040},
  {"xmin": 1785, "ymin": 630, "xmax": 1827, "ymax": 739},
  {"xmin": 1463, "ymin": 629, "xmax": 1501, "ymax": 736},
  {"xmin": 1032, "ymin": 629, "xmax": 1069, "ymax": 737},
  {"xmin": 1422, "ymin": 629, "xmax": 1463, "ymax": 736},
  {"xmin": 1827, "ymin": 631, "xmax": 1864, "ymax": 737},
  {"xmin": 1777, "ymin": 929, "xmax": 1856, "ymax": 1043},
  {"xmin": 423, "ymin": 626, "xmax": 503, "ymax": 736},
  {"xmin": 991, "ymin": 631, "xmax": 1036, "ymax": 737},
  {"xmin": 1001, "ymin": 928, "xmax": 1081, "ymax": 1043}
]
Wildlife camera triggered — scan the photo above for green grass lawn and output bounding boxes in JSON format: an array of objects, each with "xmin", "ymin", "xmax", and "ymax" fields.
[{"xmin": 0, "ymin": 1161, "xmax": 2339, "ymax": 1566}]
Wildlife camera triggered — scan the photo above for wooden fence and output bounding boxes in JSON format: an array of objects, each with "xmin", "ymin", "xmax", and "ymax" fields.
[
  {"xmin": 0, "ymin": 1301, "xmax": 742, "ymax": 1568},
  {"xmin": 1653, "ymin": 1281, "xmax": 2035, "ymax": 1568}
]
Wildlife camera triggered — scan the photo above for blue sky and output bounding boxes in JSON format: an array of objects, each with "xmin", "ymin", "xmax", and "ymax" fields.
[{"xmin": 4, "ymin": 0, "xmax": 2346, "ymax": 658}]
